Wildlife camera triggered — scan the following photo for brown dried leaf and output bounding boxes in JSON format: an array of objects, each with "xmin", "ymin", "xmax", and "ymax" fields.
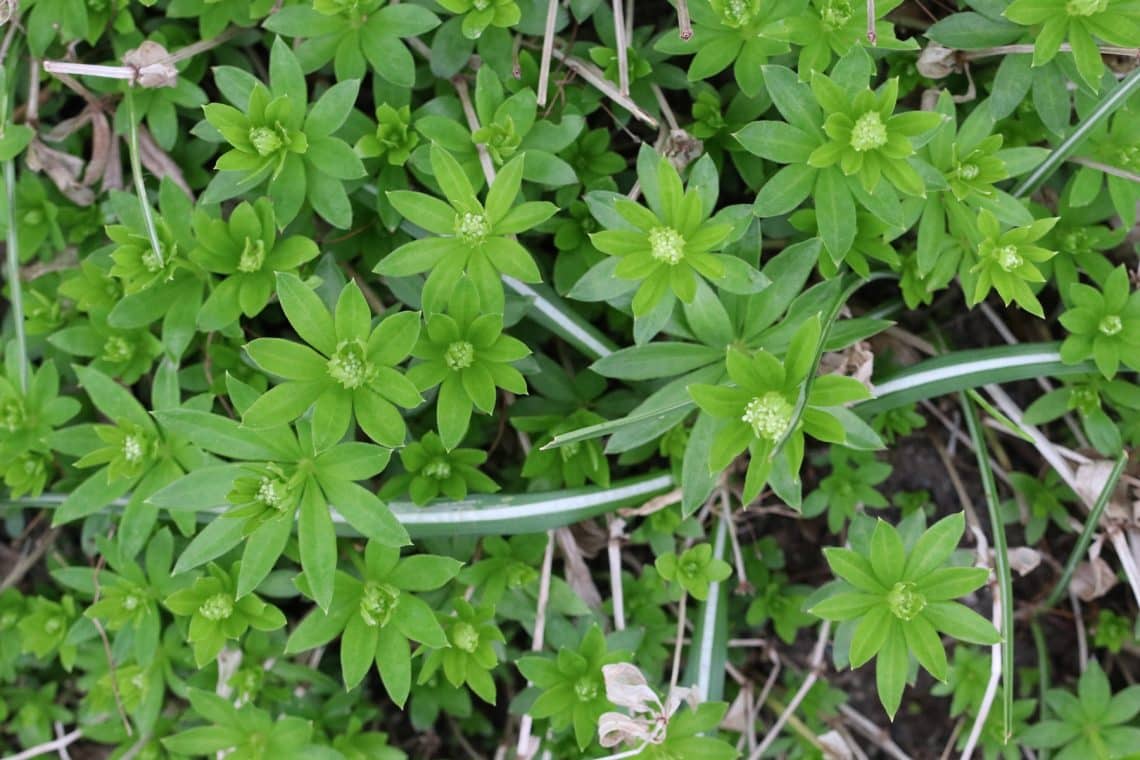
[
  {"xmin": 720, "ymin": 689, "xmax": 751, "ymax": 732},
  {"xmin": 819, "ymin": 340, "xmax": 875, "ymax": 391},
  {"xmin": 1071, "ymin": 557, "xmax": 1118, "ymax": 602},
  {"xmin": 82, "ymin": 109, "xmax": 113, "ymax": 189},
  {"xmin": 1007, "ymin": 546, "xmax": 1042, "ymax": 577},
  {"xmin": 137, "ymin": 125, "xmax": 192, "ymax": 197},
  {"xmin": 569, "ymin": 519, "xmax": 608, "ymax": 558},
  {"xmin": 818, "ymin": 731, "xmax": 854, "ymax": 759},
  {"xmin": 597, "ymin": 712, "xmax": 655, "ymax": 748},
  {"xmin": 24, "ymin": 139, "xmax": 95, "ymax": 206},
  {"xmin": 102, "ymin": 128, "xmax": 123, "ymax": 192},
  {"xmin": 602, "ymin": 663, "xmax": 661, "ymax": 715},
  {"xmin": 619, "ymin": 488, "xmax": 682, "ymax": 517},
  {"xmin": 555, "ymin": 526, "xmax": 603, "ymax": 610},
  {"xmin": 41, "ymin": 108, "xmax": 94, "ymax": 143},
  {"xmin": 661, "ymin": 129, "xmax": 704, "ymax": 172},
  {"xmin": 123, "ymin": 41, "xmax": 178, "ymax": 88},
  {"xmin": 1075, "ymin": 459, "xmax": 1129, "ymax": 524},
  {"xmin": 917, "ymin": 43, "xmax": 958, "ymax": 79}
]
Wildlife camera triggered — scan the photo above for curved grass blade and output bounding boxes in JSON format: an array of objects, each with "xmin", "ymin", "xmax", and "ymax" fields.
[
  {"xmin": 2, "ymin": 473, "xmax": 675, "ymax": 539},
  {"xmin": 856, "ymin": 344, "xmax": 1094, "ymax": 416}
]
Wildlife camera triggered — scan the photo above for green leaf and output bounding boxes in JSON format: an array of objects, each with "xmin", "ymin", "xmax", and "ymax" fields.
[
  {"xmin": 173, "ymin": 516, "xmax": 246, "ymax": 574},
  {"xmin": 147, "ymin": 465, "xmax": 243, "ymax": 512},
  {"xmin": 154, "ymin": 409, "xmax": 286, "ymax": 460},
  {"xmin": 320, "ymin": 478, "xmax": 409, "ymax": 547},
  {"xmin": 850, "ymin": 606, "xmax": 892, "ymax": 668},
  {"xmin": 74, "ymin": 365, "xmax": 152, "ymax": 430},
  {"xmin": 925, "ymin": 12, "xmax": 1022, "ymax": 49},
  {"xmin": 305, "ymin": 79, "xmax": 361, "ymax": 137},
  {"xmin": 592, "ymin": 343, "xmax": 720, "ymax": 381},
  {"xmin": 921, "ymin": 601, "xmax": 1000, "ymax": 645},
  {"xmin": 876, "ymin": 626, "xmax": 908, "ymax": 720},
  {"xmin": 269, "ymin": 36, "xmax": 307, "ymax": 105},
  {"xmin": 824, "ymin": 548, "xmax": 886, "ymax": 593},
  {"xmin": 815, "ymin": 168, "xmax": 856, "ymax": 260},
  {"xmin": 869, "ymin": 519, "xmax": 905, "ymax": 585},
  {"xmin": 903, "ymin": 614, "xmax": 948, "ymax": 681},
  {"xmin": 299, "ymin": 479, "xmax": 337, "ymax": 610},
  {"xmin": 342, "ymin": 614, "xmax": 380, "ymax": 688},
  {"xmin": 734, "ymin": 121, "xmax": 817, "ymax": 163},
  {"xmin": 387, "ymin": 555, "xmax": 463, "ymax": 591},
  {"xmin": 753, "ymin": 163, "xmax": 816, "ymax": 217},
  {"xmin": 275, "ymin": 272, "xmax": 337, "ymax": 355},
  {"xmin": 902, "ymin": 512, "xmax": 965, "ymax": 581},
  {"xmin": 237, "ymin": 514, "xmax": 293, "ymax": 598},
  {"xmin": 54, "ymin": 469, "xmax": 133, "ymax": 525}
]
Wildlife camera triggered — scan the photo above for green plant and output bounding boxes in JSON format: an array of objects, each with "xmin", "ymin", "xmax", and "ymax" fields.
[
  {"xmin": 242, "ymin": 274, "xmax": 423, "ymax": 449},
  {"xmin": 285, "ymin": 541, "xmax": 461, "ymax": 704},
  {"xmin": 1022, "ymin": 660, "xmax": 1140, "ymax": 758},
  {"xmin": 376, "ymin": 146, "xmax": 556, "ymax": 314},
  {"xmin": 201, "ymin": 38, "xmax": 365, "ymax": 228},
  {"xmin": 1059, "ymin": 265, "xmax": 1140, "ymax": 377},
  {"xmin": 4, "ymin": 0, "xmax": 1140, "ymax": 755},
  {"xmin": 810, "ymin": 513, "xmax": 1000, "ymax": 718},
  {"xmin": 517, "ymin": 624, "xmax": 625, "ymax": 749}
]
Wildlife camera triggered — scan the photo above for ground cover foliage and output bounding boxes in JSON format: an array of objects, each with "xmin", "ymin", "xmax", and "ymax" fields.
[{"xmin": 1, "ymin": 0, "xmax": 1140, "ymax": 756}]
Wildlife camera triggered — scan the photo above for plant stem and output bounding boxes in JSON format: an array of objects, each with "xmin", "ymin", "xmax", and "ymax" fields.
[
  {"xmin": 1067, "ymin": 155, "xmax": 1140, "ymax": 184},
  {"xmin": 536, "ymin": 0, "xmax": 559, "ymax": 106},
  {"xmin": 960, "ymin": 592, "xmax": 1002, "ymax": 759},
  {"xmin": 515, "ymin": 531, "xmax": 556, "ymax": 760},
  {"xmin": 1043, "ymin": 452, "xmax": 1128, "ymax": 609},
  {"xmin": 961, "ymin": 391, "xmax": 1015, "ymax": 742},
  {"xmin": 607, "ymin": 515, "xmax": 626, "ymax": 630},
  {"xmin": 611, "ymin": 0, "xmax": 629, "ymax": 96},
  {"xmin": 1013, "ymin": 65, "xmax": 1140, "ymax": 198},
  {"xmin": 961, "ymin": 43, "xmax": 1139, "ymax": 60},
  {"xmin": 124, "ymin": 88, "xmax": 164, "ymax": 269},
  {"xmin": 749, "ymin": 621, "xmax": 831, "ymax": 759},
  {"xmin": 1031, "ymin": 620, "xmax": 1051, "ymax": 760},
  {"xmin": 668, "ymin": 591, "xmax": 688, "ymax": 696},
  {"xmin": 3, "ymin": 156, "xmax": 27, "ymax": 392},
  {"xmin": 7, "ymin": 730, "xmax": 84, "ymax": 760},
  {"xmin": 676, "ymin": 0, "xmax": 692, "ymax": 39}
]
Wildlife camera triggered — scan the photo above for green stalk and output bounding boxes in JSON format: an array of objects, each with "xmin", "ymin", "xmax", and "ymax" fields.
[
  {"xmin": 960, "ymin": 391, "xmax": 1014, "ymax": 741},
  {"xmin": 124, "ymin": 87, "xmax": 164, "ymax": 269},
  {"xmin": 1013, "ymin": 66, "xmax": 1140, "ymax": 198},
  {"xmin": 684, "ymin": 514, "xmax": 728, "ymax": 702},
  {"xmin": 1, "ymin": 39, "xmax": 27, "ymax": 392},
  {"xmin": 3, "ymin": 157, "xmax": 26, "ymax": 392},
  {"xmin": 1031, "ymin": 619, "xmax": 1051, "ymax": 760},
  {"xmin": 1042, "ymin": 451, "xmax": 1128, "ymax": 610}
]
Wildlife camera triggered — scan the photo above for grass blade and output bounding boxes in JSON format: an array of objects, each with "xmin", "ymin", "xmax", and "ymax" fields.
[
  {"xmin": 960, "ymin": 391, "xmax": 1014, "ymax": 741},
  {"xmin": 1013, "ymin": 66, "xmax": 1140, "ymax": 198},
  {"xmin": 857, "ymin": 344, "xmax": 1092, "ymax": 415},
  {"xmin": 3, "ymin": 157, "xmax": 27, "ymax": 392},
  {"xmin": 2, "ymin": 472, "xmax": 675, "ymax": 538},
  {"xmin": 684, "ymin": 514, "xmax": 729, "ymax": 701},
  {"xmin": 504, "ymin": 276, "xmax": 617, "ymax": 360},
  {"xmin": 1042, "ymin": 452, "xmax": 1128, "ymax": 610},
  {"xmin": 548, "ymin": 343, "xmax": 1094, "ymax": 449}
]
